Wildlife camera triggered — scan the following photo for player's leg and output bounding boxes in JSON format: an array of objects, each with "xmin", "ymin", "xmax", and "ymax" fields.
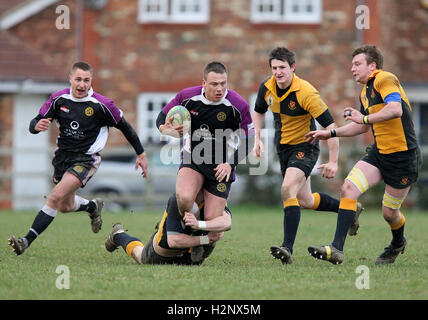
[
  {"xmin": 297, "ymin": 176, "xmax": 339, "ymax": 212},
  {"xmin": 61, "ymin": 155, "xmax": 103, "ymax": 232},
  {"xmin": 375, "ymin": 185, "xmax": 410, "ymax": 264},
  {"xmin": 176, "ymin": 167, "xmax": 205, "ymax": 216},
  {"xmin": 105, "ymin": 222, "xmax": 144, "ymax": 264},
  {"xmin": 298, "ymin": 177, "xmax": 363, "ymax": 236},
  {"xmin": 8, "ymin": 172, "xmax": 82, "ymax": 255},
  {"xmin": 308, "ymin": 160, "xmax": 382, "ymax": 264},
  {"xmin": 270, "ymin": 167, "xmax": 307, "ymax": 264}
]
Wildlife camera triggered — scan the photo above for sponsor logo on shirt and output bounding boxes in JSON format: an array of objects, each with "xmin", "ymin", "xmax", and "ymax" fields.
[{"xmin": 60, "ymin": 106, "xmax": 69, "ymax": 113}]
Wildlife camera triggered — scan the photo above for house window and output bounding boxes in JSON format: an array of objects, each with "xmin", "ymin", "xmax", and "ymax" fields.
[
  {"xmin": 138, "ymin": 0, "xmax": 210, "ymax": 23},
  {"xmin": 251, "ymin": 0, "xmax": 322, "ymax": 24},
  {"xmin": 137, "ymin": 93, "xmax": 176, "ymax": 145}
]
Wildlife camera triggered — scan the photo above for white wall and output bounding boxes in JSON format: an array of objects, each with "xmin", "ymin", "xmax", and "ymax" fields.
[{"xmin": 13, "ymin": 93, "xmax": 51, "ymax": 209}]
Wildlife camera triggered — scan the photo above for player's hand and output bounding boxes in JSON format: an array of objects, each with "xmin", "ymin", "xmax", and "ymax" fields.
[
  {"xmin": 35, "ymin": 118, "xmax": 52, "ymax": 132},
  {"xmin": 305, "ymin": 130, "xmax": 331, "ymax": 144},
  {"xmin": 135, "ymin": 152, "xmax": 148, "ymax": 178},
  {"xmin": 183, "ymin": 211, "xmax": 198, "ymax": 229},
  {"xmin": 159, "ymin": 117, "xmax": 184, "ymax": 137},
  {"xmin": 253, "ymin": 138, "xmax": 264, "ymax": 159},
  {"xmin": 207, "ymin": 231, "xmax": 224, "ymax": 243},
  {"xmin": 317, "ymin": 161, "xmax": 338, "ymax": 179},
  {"xmin": 214, "ymin": 163, "xmax": 232, "ymax": 182},
  {"xmin": 343, "ymin": 107, "xmax": 364, "ymax": 124}
]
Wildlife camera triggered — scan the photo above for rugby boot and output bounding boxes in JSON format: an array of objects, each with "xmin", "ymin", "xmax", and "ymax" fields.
[
  {"xmin": 89, "ymin": 198, "xmax": 103, "ymax": 233},
  {"xmin": 375, "ymin": 238, "xmax": 407, "ymax": 265},
  {"xmin": 308, "ymin": 244, "xmax": 344, "ymax": 265},
  {"xmin": 105, "ymin": 223, "xmax": 126, "ymax": 252},
  {"xmin": 8, "ymin": 236, "xmax": 27, "ymax": 256},
  {"xmin": 270, "ymin": 245, "xmax": 293, "ymax": 264},
  {"xmin": 348, "ymin": 202, "xmax": 364, "ymax": 236}
]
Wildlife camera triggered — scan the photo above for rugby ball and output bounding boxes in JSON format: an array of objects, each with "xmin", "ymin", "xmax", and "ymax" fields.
[{"xmin": 166, "ymin": 105, "xmax": 191, "ymax": 131}]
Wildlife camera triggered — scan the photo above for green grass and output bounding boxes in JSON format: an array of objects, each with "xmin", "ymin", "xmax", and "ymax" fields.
[{"xmin": 1, "ymin": 205, "xmax": 428, "ymax": 300}]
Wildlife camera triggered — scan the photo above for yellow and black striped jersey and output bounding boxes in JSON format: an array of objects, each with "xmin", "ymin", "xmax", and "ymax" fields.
[
  {"xmin": 255, "ymin": 74, "xmax": 334, "ymax": 148},
  {"xmin": 359, "ymin": 69, "xmax": 418, "ymax": 154}
]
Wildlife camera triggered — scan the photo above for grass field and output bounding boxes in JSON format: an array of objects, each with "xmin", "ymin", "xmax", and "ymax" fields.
[{"xmin": 1, "ymin": 204, "xmax": 428, "ymax": 301}]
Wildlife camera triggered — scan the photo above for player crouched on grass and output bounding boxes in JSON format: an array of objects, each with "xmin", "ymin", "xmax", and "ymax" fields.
[
  {"xmin": 8, "ymin": 61, "xmax": 148, "ymax": 256},
  {"xmin": 105, "ymin": 193, "xmax": 231, "ymax": 265}
]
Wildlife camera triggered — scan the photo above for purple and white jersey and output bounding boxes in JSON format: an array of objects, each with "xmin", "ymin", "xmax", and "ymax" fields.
[
  {"xmin": 38, "ymin": 88, "xmax": 123, "ymax": 154},
  {"xmin": 161, "ymin": 85, "xmax": 254, "ymax": 166}
]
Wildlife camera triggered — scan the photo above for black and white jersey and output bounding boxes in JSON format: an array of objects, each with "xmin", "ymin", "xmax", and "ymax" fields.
[
  {"xmin": 36, "ymin": 88, "xmax": 123, "ymax": 154},
  {"xmin": 158, "ymin": 85, "xmax": 254, "ymax": 167}
]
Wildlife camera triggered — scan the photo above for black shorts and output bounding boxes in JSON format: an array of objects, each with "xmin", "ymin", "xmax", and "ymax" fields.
[
  {"xmin": 180, "ymin": 156, "xmax": 233, "ymax": 199},
  {"xmin": 51, "ymin": 149, "xmax": 101, "ymax": 187},
  {"xmin": 277, "ymin": 142, "xmax": 320, "ymax": 178},
  {"xmin": 362, "ymin": 144, "xmax": 422, "ymax": 189}
]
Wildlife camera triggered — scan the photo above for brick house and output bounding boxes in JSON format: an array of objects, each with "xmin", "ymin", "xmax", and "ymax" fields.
[{"xmin": 1, "ymin": 0, "xmax": 427, "ymax": 209}]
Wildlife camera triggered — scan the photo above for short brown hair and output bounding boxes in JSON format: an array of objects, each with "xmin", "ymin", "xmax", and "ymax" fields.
[
  {"xmin": 269, "ymin": 47, "xmax": 295, "ymax": 67},
  {"xmin": 203, "ymin": 61, "xmax": 227, "ymax": 79},
  {"xmin": 71, "ymin": 61, "xmax": 93, "ymax": 75},
  {"xmin": 352, "ymin": 45, "xmax": 383, "ymax": 69}
]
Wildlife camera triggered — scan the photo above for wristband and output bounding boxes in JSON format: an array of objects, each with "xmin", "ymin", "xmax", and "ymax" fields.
[
  {"xmin": 199, "ymin": 235, "xmax": 209, "ymax": 245},
  {"xmin": 330, "ymin": 129, "xmax": 337, "ymax": 137},
  {"xmin": 198, "ymin": 221, "xmax": 207, "ymax": 230},
  {"xmin": 363, "ymin": 115, "xmax": 369, "ymax": 124}
]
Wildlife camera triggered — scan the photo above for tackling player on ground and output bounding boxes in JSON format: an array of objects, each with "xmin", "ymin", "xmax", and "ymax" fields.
[{"xmin": 105, "ymin": 193, "xmax": 231, "ymax": 265}]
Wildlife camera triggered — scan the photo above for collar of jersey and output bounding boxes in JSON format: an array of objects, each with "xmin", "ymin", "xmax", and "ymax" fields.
[
  {"xmin": 200, "ymin": 87, "xmax": 229, "ymax": 105},
  {"xmin": 64, "ymin": 87, "xmax": 95, "ymax": 102},
  {"xmin": 265, "ymin": 74, "xmax": 301, "ymax": 101},
  {"xmin": 366, "ymin": 69, "xmax": 383, "ymax": 82}
]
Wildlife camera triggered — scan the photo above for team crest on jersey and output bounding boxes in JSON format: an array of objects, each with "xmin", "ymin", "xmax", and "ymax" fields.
[
  {"xmin": 60, "ymin": 106, "xmax": 69, "ymax": 113},
  {"xmin": 217, "ymin": 112, "xmax": 226, "ymax": 121},
  {"xmin": 267, "ymin": 95, "xmax": 274, "ymax": 106},
  {"xmin": 288, "ymin": 101, "xmax": 296, "ymax": 110},
  {"xmin": 400, "ymin": 177, "xmax": 409, "ymax": 185},
  {"xmin": 371, "ymin": 89, "xmax": 375, "ymax": 98},
  {"xmin": 85, "ymin": 107, "xmax": 94, "ymax": 117},
  {"xmin": 217, "ymin": 183, "xmax": 227, "ymax": 193},
  {"xmin": 73, "ymin": 165, "xmax": 84, "ymax": 173},
  {"xmin": 296, "ymin": 152, "xmax": 305, "ymax": 160},
  {"xmin": 363, "ymin": 94, "xmax": 367, "ymax": 103}
]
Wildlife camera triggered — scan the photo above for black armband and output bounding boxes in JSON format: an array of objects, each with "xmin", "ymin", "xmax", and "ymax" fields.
[{"xmin": 116, "ymin": 117, "xmax": 144, "ymax": 155}]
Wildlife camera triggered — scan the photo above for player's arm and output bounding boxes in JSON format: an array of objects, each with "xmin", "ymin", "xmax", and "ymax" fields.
[
  {"xmin": 252, "ymin": 111, "xmax": 266, "ymax": 158},
  {"xmin": 156, "ymin": 93, "xmax": 185, "ymax": 137},
  {"xmin": 311, "ymin": 110, "xmax": 339, "ymax": 179},
  {"xmin": 252, "ymin": 82, "xmax": 270, "ymax": 158},
  {"xmin": 167, "ymin": 232, "xmax": 222, "ymax": 248},
  {"xmin": 29, "ymin": 94, "xmax": 59, "ymax": 134},
  {"xmin": 29, "ymin": 115, "xmax": 52, "ymax": 134},
  {"xmin": 183, "ymin": 209, "xmax": 232, "ymax": 232},
  {"xmin": 115, "ymin": 117, "xmax": 148, "ymax": 178}
]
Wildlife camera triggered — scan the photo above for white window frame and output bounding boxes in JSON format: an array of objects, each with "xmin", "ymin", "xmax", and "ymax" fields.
[
  {"xmin": 137, "ymin": 92, "xmax": 177, "ymax": 145},
  {"xmin": 251, "ymin": 0, "xmax": 322, "ymax": 24},
  {"xmin": 138, "ymin": 0, "xmax": 210, "ymax": 24}
]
